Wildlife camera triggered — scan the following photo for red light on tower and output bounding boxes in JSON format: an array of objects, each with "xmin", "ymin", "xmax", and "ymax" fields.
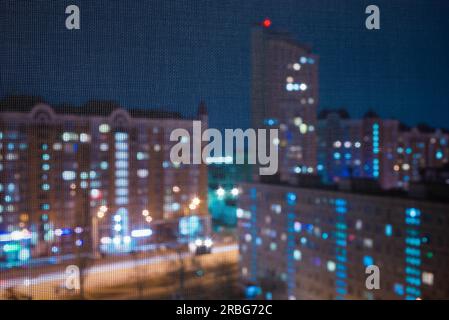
[{"xmin": 263, "ymin": 19, "xmax": 272, "ymax": 28}]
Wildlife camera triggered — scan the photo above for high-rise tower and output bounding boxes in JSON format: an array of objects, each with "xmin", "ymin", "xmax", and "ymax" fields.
[{"xmin": 251, "ymin": 21, "xmax": 318, "ymax": 182}]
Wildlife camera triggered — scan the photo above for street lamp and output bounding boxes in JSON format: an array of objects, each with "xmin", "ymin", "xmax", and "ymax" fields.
[
  {"xmin": 92, "ymin": 205, "xmax": 107, "ymax": 258},
  {"xmin": 192, "ymin": 197, "xmax": 200, "ymax": 206},
  {"xmin": 231, "ymin": 187, "xmax": 240, "ymax": 197},
  {"xmin": 216, "ymin": 187, "xmax": 225, "ymax": 198}
]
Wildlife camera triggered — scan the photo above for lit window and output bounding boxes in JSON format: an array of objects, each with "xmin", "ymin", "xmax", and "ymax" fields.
[
  {"xmin": 422, "ymin": 272, "xmax": 434, "ymax": 285},
  {"xmin": 363, "ymin": 238, "xmax": 373, "ymax": 248},
  {"xmin": 294, "ymin": 222, "xmax": 301, "ymax": 232},
  {"xmin": 115, "ymin": 179, "xmax": 128, "ymax": 187},
  {"xmin": 327, "ymin": 260, "xmax": 336, "ymax": 272},
  {"xmin": 116, "ymin": 151, "xmax": 128, "ymax": 160},
  {"xmin": 91, "ymin": 189, "xmax": 101, "ymax": 199},
  {"xmin": 286, "ymin": 192, "xmax": 296, "ymax": 205},
  {"xmin": 137, "ymin": 152, "xmax": 149, "ymax": 160},
  {"xmin": 137, "ymin": 169, "xmax": 149, "ymax": 178},
  {"xmin": 115, "ymin": 160, "xmax": 128, "ymax": 169},
  {"xmin": 271, "ymin": 204, "xmax": 281, "ymax": 214},
  {"xmin": 115, "ymin": 188, "xmax": 128, "ymax": 196},
  {"xmin": 115, "ymin": 170, "xmax": 128, "ymax": 178},
  {"xmin": 115, "ymin": 132, "xmax": 128, "ymax": 141},
  {"xmin": 363, "ymin": 255, "xmax": 374, "ymax": 267},
  {"xmin": 394, "ymin": 283, "xmax": 404, "ymax": 296},
  {"xmin": 293, "ymin": 117, "xmax": 302, "ymax": 126},
  {"xmin": 385, "ymin": 224, "xmax": 393, "ymax": 237},
  {"xmin": 62, "ymin": 132, "xmax": 79, "ymax": 142},
  {"xmin": 80, "ymin": 172, "xmax": 88, "ymax": 179},
  {"xmin": 62, "ymin": 171, "xmax": 76, "ymax": 181},
  {"xmin": 53, "ymin": 143, "xmax": 62, "ymax": 150},
  {"xmin": 80, "ymin": 133, "xmax": 90, "ymax": 143},
  {"xmin": 99, "ymin": 124, "xmax": 110, "ymax": 133},
  {"xmin": 100, "ymin": 161, "xmax": 108, "ymax": 170},
  {"xmin": 100, "ymin": 143, "xmax": 109, "ymax": 151}
]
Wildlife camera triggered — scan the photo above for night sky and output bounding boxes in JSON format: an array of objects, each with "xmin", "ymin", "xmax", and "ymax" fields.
[{"xmin": 1, "ymin": 0, "xmax": 448, "ymax": 130}]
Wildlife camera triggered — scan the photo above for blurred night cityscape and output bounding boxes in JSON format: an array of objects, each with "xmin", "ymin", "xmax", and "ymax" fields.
[{"xmin": 1, "ymin": 1, "xmax": 449, "ymax": 300}]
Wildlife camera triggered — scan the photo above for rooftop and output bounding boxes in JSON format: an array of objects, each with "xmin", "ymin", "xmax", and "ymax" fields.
[
  {"xmin": 256, "ymin": 174, "xmax": 449, "ymax": 204},
  {"xmin": 0, "ymin": 95, "xmax": 185, "ymax": 120}
]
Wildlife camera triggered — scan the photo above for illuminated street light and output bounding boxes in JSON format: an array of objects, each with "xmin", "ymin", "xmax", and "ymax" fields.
[
  {"xmin": 204, "ymin": 238, "xmax": 213, "ymax": 247},
  {"xmin": 231, "ymin": 187, "xmax": 240, "ymax": 197},
  {"xmin": 142, "ymin": 209, "xmax": 149, "ymax": 217},
  {"xmin": 192, "ymin": 197, "xmax": 200, "ymax": 206},
  {"xmin": 97, "ymin": 211, "xmax": 105, "ymax": 219},
  {"xmin": 145, "ymin": 216, "xmax": 153, "ymax": 223},
  {"xmin": 216, "ymin": 187, "xmax": 225, "ymax": 198}
]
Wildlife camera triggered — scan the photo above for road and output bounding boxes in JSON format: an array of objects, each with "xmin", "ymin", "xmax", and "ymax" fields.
[{"xmin": 0, "ymin": 243, "xmax": 239, "ymax": 300}]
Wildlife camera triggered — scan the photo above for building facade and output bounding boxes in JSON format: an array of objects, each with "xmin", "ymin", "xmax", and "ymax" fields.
[
  {"xmin": 237, "ymin": 181, "xmax": 449, "ymax": 300},
  {"xmin": 317, "ymin": 110, "xmax": 449, "ymax": 190},
  {"xmin": 0, "ymin": 97, "xmax": 208, "ymax": 262}
]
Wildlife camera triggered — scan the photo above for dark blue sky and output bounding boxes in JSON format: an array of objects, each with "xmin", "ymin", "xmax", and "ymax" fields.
[{"xmin": 1, "ymin": 0, "xmax": 448, "ymax": 130}]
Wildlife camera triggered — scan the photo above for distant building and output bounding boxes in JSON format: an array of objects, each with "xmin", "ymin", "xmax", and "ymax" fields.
[
  {"xmin": 0, "ymin": 96, "xmax": 209, "ymax": 262},
  {"xmin": 317, "ymin": 109, "xmax": 449, "ymax": 190},
  {"xmin": 396, "ymin": 124, "xmax": 449, "ymax": 188},
  {"xmin": 251, "ymin": 23, "xmax": 318, "ymax": 183},
  {"xmin": 237, "ymin": 179, "xmax": 449, "ymax": 300},
  {"xmin": 241, "ymin": 22, "xmax": 449, "ymax": 302},
  {"xmin": 208, "ymin": 160, "xmax": 252, "ymax": 228}
]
